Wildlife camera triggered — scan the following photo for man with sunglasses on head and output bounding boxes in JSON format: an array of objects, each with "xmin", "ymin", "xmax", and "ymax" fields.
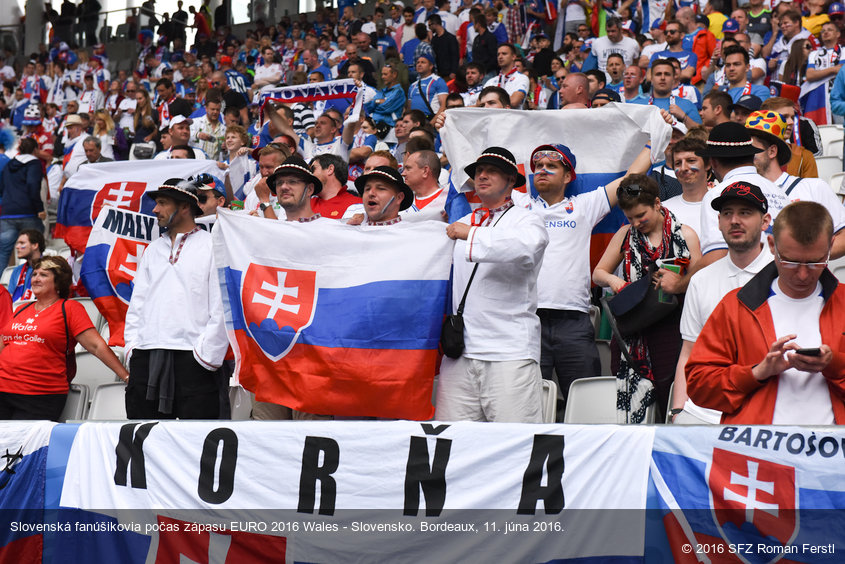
[
  {"xmin": 510, "ymin": 143, "xmax": 653, "ymax": 418},
  {"xmin": 687, "ymin": 200, "xmax": 845, "ymax": 425}
]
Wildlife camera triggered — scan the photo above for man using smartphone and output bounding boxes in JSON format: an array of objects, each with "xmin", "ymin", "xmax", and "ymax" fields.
[{"xmin": 687, "ymin": 200, "xmax": 845, "ymax": 424}]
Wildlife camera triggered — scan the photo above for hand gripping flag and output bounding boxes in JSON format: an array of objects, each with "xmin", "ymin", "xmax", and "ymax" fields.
[
  {"xmin": 55, "ymin": 160, "xmax": 222, "ymax": 254},
  {"xmin": 79, "ymin": 207, "xmax": 161, "ymax": 347},
  {"xmin": 258, "ymin": 78, "xmax": 362, "ymax": 124},
  {"xmin": 213, "ymin": 210, "xmax": 454, "ymax": 419}
]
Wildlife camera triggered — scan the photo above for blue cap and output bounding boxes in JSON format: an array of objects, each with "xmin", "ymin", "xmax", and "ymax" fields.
[
  {"xmin": 831, "ymin": 2, "xmax": 844, "ymax": 15},
  {"xmin": 531, "ymin": 143, "xmax": 577, "ymax": 180},
  {"xmin": 722, "ymin": 18, "xmax": 739, "ymax": 33},
  {"xmin": 416, "ymin": 51, "xmax": 435, "ymax": 64}
]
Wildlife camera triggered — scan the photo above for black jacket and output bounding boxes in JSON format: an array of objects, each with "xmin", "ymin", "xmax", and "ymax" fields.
[{"xmin": 0, "ymin": 155, "xmax": 44, "ymax": 216}]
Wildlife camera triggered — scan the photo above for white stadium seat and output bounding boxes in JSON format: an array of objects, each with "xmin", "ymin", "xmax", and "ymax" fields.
[
  {"xmin": 72, "ymin": 350, "xmax": 123, "ymax": 391},
  {"xmin": 819, "ymin": 124, "xmax": 843, "ymax": 156},
  {"xmin": 564, "ymin": 376, "xmax": 656, "ymax": 424},
  {"xmin": 88, "ymin": 382, "xmax": 128, "ymax": 420},
  {"xmin": 60, "ymin": 384, "xmax": 89, "ymax": 422},
  {"xmin": 541, "ymin": 379, "xmax": 558, "ymax": 423},
  {"xmin": 815, "ymin": 156, "xmax": 843, "ymax": 186},
  {"xmin": 826, "ymin": 138, "xmax": 844, "ymax": 159}
]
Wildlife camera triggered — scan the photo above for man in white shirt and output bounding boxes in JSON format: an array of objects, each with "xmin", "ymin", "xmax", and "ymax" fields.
[
  {"xmin": 591, "ymin": 17, "xmax": 641, "ymax": 71},
  {"xmin": 745, "ymin": 110, "xmax": 845, "ymax": 259},
  {"xmin": 687, "ymin": 200, "xmax": 845, "ymax": 424},
  {"xmin": 435, "ymin": 147, "xmax": 550, "ymax": 422},
  {"xmin": 662, "ymin": 137, "xmax": 709, "ymax": 236},
  {"xmin": 512, "ymin": 142, "xmax": 652, "ymax": 419},
  {"xmin": 124, "ymin": 177, "xmax": 229, "ymax": 419},
  {"xmin": 483, "ymin": 43, "xmax": 530, "ymax": 109},
  {"xmin": 671, "ymin": 180, "xmax": 773, "ymax": 424},
  {"xmin": 155, "ymin": 115, "xmax": 209, "ymax": 160},
  {"xmin": 696, "ymin": 122, "xmax": 788, "ymax": 271},
  {"xmin": 189, "ymin": 93, "xmax": 225, "ymax": 160},
  {"xmin": 400, "ymin": 149, "xmax": 447, "ymax": 222}
]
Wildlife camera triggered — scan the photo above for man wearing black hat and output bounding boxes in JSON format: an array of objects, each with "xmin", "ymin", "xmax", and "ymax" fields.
[
  {"xmin": 435, "ymin": 147, "xmax": 549, "ymax": 423},
  {"xmin": 727, "ymin": 94, "xmax": 762, "ymax": 124},
  {"xmin": 354, "ymin": 166, "xmax": 414, "ymax": 225},
  {"xmin": 746, "ymin": 111, "xmax": 845, "ymax": 260},
  {"xmin": 696, "ymin": 122, "xmax": 787, "ymax": 270},
  {"xmin": 687, "ymin": 201, "xmax": 845, "ymax": 425},
  {"xmin": 671, "ymin": 180, "xmax": 774, "ymax": 424},
  {"xmin": 262, "ymin": 156, "xmax": 327, "ymax": 223},
  {"xmin": 124, "ymin": 177, "xmax": 229, "ymax": 419}
]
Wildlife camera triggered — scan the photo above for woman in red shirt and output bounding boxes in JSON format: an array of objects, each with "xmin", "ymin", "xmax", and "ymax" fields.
[{"xmin": 0, "ymin": 256, "xmax": 128, "ymax": 420}]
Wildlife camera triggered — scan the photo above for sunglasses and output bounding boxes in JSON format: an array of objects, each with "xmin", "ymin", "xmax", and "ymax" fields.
[
  {"xmin": 617, "ymin": 184, "xmax": 644, "ymax": 197},
  {"xmin": 774, "ymin": 245, "xmax": 830, "ymax": 271},
  {"xmin": 197, "ymin": 193, "xmax": 210, "ymax": 203}
]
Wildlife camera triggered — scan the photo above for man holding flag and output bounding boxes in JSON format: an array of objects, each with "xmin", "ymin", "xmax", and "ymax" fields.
[
  {"xmin": 512, "ymin": 142, "xmax": 654, "ymax": 418},
  {"xmin": 436, "ymin": 147, "xmax": 549, "ymax": 423},
  {"xmin": 124, "ymin": 176, "xmax": 229, "ymax": 419}
]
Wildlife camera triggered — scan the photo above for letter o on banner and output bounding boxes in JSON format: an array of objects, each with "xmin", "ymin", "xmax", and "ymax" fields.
[{"xmin": 198, "ymin": 428, "xmax": 239, "ymax": 504}]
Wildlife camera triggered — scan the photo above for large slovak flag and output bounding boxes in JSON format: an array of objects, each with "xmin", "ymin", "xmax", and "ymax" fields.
[
  {"xmin": 55, "ymin": 160, "xmax": 222, "ymax": 254},
  {"xmin": 213, "ymin": 210, "xmax": 454, "ymax": 419},
  {"xmin": 440, "ymin": 104, "xmax": 671, "ymax": 269},
  {"xmin": 646, "ymin": 425, "xmax": 845, "ymax": 563},
  {"xmin": 0, "ymin": 422, "xmax": 55, "ymax": 564},
  {"xmin": 79, "ymin": 207, "xmax": 161, "ymax": 347}
]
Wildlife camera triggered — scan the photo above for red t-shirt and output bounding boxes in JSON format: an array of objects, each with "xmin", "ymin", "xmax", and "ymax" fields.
[
  {"xmin": 311, "ymin": 190, "xmax": 362, "ymax": 220},
  {"xmin": 0, "ymin": 300, "xmax": 94, "ymax": 395}
]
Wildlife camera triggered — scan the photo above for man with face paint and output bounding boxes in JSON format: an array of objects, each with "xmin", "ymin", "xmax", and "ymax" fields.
[
  {"xmin": 124, "ymin": 177, "xmax": 229, "ymax": 419},
  {"xmin": 510, "ymin": 142, "xmax": 654, "ymax": 419},
  {"xmin": 354, "ymin": 166, "xmax": 414, "ymax": 225}
]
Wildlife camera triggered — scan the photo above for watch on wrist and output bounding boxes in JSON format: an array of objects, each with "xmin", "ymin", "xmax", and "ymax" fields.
[{"xmin": 260, "ymin": 203, "xmax": 269, "ymax": 212}]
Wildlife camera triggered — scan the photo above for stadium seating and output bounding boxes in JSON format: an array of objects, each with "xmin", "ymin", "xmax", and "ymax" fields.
[
  {"xmin": 73, "ymin": 297, "xmax": 106, "ymax": 332},
  {"xmin": 826, "ymin": 138, "xmax": 844, "ymax": 159},
  {"xmin": 73, "ymin": 350, "xmax": 123, "ymax": 391},
  {"xmin": 0, "ymin": 266, "xmax": 15, "ymax": 287},
  {"xmin": 87, "ymin": 382, "xmax": 128, "ymax": 420},
  {"xmin": 541, "ymin": 379, "xmax": 558, "ymax": 423},
  {"xmin": 564, "ymin": 376, "xmax": 656, "ymax": 424},
  {"xmin": 596, "ymin": 339, "xmax": 612, "ymax": 375},
  {"xmin": 815, "ymin": 155, "xmax": 843, "ymax": 185},
  {"xmin": 60, "ymin": 384, "xmax": 89, "ymax": 422},
  {"xmin": 819, "ymin": 125, "xmax": 843, "ymax": 156}
]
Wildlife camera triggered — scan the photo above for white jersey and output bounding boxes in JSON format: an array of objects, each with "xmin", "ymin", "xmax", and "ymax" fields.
[
  {"xmin": 590, "ymin": 35, "xmax": 640, "ymax": 70},
  {"xmin": 776, "ymin": 172, "xmax": 845, "ymax": 233},
  {"xmin": 484, "ymin": 70, "xmax": 530, "ymax": 106},
  {"xmin": 513, "ymin": 188, "xmax": 610, "ymax": 313},
  {"xmin": 299, "ymin": 135, "xmax": 349, "ymax": 162},
  {"xmin": 662, "ymin": 194, "xmax": 703, "ymax": 237},
  {"xmin": 679, "ymin": 244, "xmax": 774, "ymax": 423}
]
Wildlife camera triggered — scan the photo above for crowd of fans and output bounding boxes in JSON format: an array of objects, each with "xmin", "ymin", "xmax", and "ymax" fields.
[{"xmin": 0, "ymin": 0, "xmax": 844, "ymax": 424}]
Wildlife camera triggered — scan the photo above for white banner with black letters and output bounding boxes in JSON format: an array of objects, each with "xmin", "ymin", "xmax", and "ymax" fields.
[{"xmin": 58, "ymin": 421, "xmax": 654, "ymax": 562}]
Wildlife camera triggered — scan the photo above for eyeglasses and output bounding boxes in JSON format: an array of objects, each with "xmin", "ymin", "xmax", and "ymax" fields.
[
  {"xmin": 774, "ymin": 245, "xmax": 830, "ymax": 270},
  {"xmin": 666, "ymin": 29, "xmax": 681, "ymax": 35}
]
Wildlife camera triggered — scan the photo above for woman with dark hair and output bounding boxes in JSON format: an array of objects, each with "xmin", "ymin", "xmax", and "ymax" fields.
[
  {"xmin": 780, "ymin": 40, "xmax": 811, "ymax": 85},
  {"xmin": 593, "ymin": 174, "xmax": 701, "ymax": 422},
  {"xmin": 0, "ymin": 256, "xmax": 128, "ymax": 420}
]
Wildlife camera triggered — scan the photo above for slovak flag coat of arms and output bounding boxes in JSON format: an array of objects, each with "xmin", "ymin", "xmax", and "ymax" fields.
[
  {"xmin": 240, "ymin": 265, "xmax": 317, "ymax": 361},
  {"xmin": 708, "ymin": 448, "xmax": 798, "ymax": 563},
  {"xmin": 214, "ymin": 209, "xmax": 454, "ymax": 420},
  {"xmin": 647, "ymin": 426, "xmax": 844, "ymax": 564},
  {"xmin": 80, "ymin": 207, "xmax": 160, "ymax": 346}
]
